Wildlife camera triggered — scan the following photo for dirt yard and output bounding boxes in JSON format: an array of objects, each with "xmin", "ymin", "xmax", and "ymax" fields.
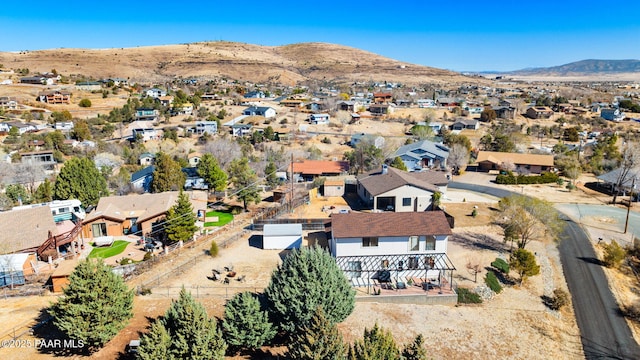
[{"xmin": 3, "ymin": 186, "xmax": 637, "ymax": 359}]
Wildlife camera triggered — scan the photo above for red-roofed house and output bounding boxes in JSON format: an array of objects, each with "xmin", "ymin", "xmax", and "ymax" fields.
[{"xmin": 290, "ymin": 160, "xmax": 350, "ymax": 182}]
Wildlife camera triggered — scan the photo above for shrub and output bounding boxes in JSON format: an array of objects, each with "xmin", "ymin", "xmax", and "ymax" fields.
[
  {"xmin": 120, "ymin": 257, "xmax": 133, "ymax": 265},
  {"xmin": 546, "ymin": 289, "xmax": 570, "ymax": 310},
  {"xmin": 491, "ymin": 258, "xmax": 510, "ymax": 273},
  {"xmin": 79, "ymin": 98, "xmax": 92, "ymax": 107},
  {"xmin": 209, "ymin": 240, "xmax": 219, "ymax": 257},
  {"xmin": 457, "ymin": 288, "xmax": 482, "ymax": 304},
  {"xmin": 566, "ymin": 182, "xmax": 576, "ymax": 190},
  {"xmin": 484, "ymin": 271, "xmax": 502, "ymax": 293},
  {"xmin": 321, "ymin": 137, "xmax": 331, "ymax": 144},
  {"xmin": 496, "ymin": 171, "xmax": 559, "ymax": 185},
  {"xmin": 143, "ymin": 252, "xmax": 153, "ymax": 261},
  {"xmin": 471, "ymin": 209, "xmax": 478, "ymax": 217},
  {"xmin": 602, "ymin": 240, "xmax": 626, "ymax": 268}
]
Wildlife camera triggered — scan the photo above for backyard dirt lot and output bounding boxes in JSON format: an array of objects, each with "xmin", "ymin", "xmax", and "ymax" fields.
[{"xmin": 2, "ymin": 184, "xmax": 638, "ymax": 360}]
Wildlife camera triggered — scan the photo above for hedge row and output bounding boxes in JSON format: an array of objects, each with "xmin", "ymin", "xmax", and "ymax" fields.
[{"xmin": 496, "ymin": 171, "xmax": 559, "ymax": 185}]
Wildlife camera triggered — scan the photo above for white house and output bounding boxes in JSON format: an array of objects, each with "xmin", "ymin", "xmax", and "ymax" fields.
[
  {"xmin": 262, "ymin": 224, "xmax": 303, "ymax": 250},
  {"xmin": 131, "ymin": 126, "xmax": 159, "ymax": 142},
  {"xmin": 145, "ymin": 88, "xmax": 166, "ymax": 98},
  {"xmin": 0, "ymin": 123, "xmax": 10, "ymax": 133},
  {"xmin": 193, "ymin": 121, "xmax": 217, "ymax": 135},
  {"xmin": 309, "ymin": 113, "xmax": 330, "ymax": 125},
  {"xmin": 357, "ymin": 165, "xmax": 448, "ymax": 212},
  {"xmin": 350, "ymin": 133, "xmax": 385, "ymax": 149},
  {"xmin": 53, "ymin": 122, "xmax": 74, "ymax": 131},
  {"xmin": 330, "ymin": 211, "xmax": 454, "ymax": 288},
  {"xmin": 243, "ymin": 106, "xmax": 276, "ymax": 119}
]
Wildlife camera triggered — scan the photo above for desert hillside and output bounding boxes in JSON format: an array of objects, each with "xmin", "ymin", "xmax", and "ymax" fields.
[{"xmin": 0, "ymin": 41, "xmax": 474, "ymax": 85}]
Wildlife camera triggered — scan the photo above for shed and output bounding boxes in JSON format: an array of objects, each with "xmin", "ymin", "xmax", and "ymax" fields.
[
  {"xmin": 0, "ymin": 253, "xmax": 32, "ymax": 287},
  {"xmin": 323, "ymin": 179, "xmax": 345, "ymax": 197},
  {"xmin": 51, "ymin": 259, "xmax": 79, "ymax": 292},
  {"xmin": 263, "ymin": 224, "xmax": 303, "ymax": 250}
]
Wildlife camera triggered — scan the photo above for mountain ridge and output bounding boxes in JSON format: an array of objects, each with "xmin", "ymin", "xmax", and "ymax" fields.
[
  {"xmin": 0, "ymin": 41, "xmax": 474, "ymax": 85},
  {"xmin": 508, "ymin": 59, "xmax": 640, "ymax": 75}
]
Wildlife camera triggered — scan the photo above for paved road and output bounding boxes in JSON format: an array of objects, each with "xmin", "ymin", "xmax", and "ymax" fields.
[{"xmin": 450, "ymin": 182, "xmax": 640, "ymax": 359}]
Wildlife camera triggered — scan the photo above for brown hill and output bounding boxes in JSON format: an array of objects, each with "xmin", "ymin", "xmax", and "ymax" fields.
[{"xmin": 0, "ymin": 41, "xmax": 472, "ymax": 85}]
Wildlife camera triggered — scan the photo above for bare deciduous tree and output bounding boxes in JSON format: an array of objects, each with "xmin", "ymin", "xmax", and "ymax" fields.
[
  {"xmin": 466, "ymin": 258, "xmax": 483, "ymax": 283},
  {"xmin": 448, "ymin": 144, "xmax": 470, "ymax": 175},
  {"xmin": 204, "ymin": 138, "xmax": 242, "ymax": 170},
  {"xmin": 612, "ymin": 142, "xmax": 640, "ymax": 204}
]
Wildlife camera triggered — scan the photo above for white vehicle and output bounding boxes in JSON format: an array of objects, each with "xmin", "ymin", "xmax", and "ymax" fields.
[{"xmin": 12, "ymin": 199, "xmax": 85, "ymax": 222}]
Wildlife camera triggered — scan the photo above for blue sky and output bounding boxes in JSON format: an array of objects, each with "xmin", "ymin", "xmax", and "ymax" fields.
[{"xmin": 1, "ymin": 1, "xmax": 639, "ymax": 72}]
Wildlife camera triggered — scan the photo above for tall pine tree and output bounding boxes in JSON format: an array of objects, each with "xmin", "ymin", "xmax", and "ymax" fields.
[
  {"xmin": 222, "ymin": 292, "xmax": 276, "ymax": 352},
  {"xmin": 196, "ymin": 153, "xmax": 228, "ymax": 191},
  {"xmin": 348, "ymin": 323, "xmax": 399, "ymax": 360},
  {"xmin": 53, "ymin": 156, "xmax": 108, "ymax": 206},
  {"xmin": 288, "ymin": 306, "xmax": 347, "ymax": 360},
  {"xmin": 48, "ymin": 259, "xmax": 134, "ymax": 352},
  {"xmin": 151, "ymin": 152, "xmax": 186, "ymax": 193},
  {"xmin": 265, "ymin": 246, "xmax": 355, "ymax": 334},
  {"xmin": 228, "ymin": 157, "xmax": 261, "ymax": 211},
  {"xmin": 401, "ymin": 334, "xmax": 428, "ymax": 360},
  {"xmin": 164, "ymin": 190, "xmax": 198, "ymax": 243},
  {"xmin": 138, "ymin": 288, "xmax": 227, "ymax": 359}
]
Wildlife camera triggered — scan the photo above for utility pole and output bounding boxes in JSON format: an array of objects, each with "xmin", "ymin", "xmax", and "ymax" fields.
[
  {"xmin": 290, "ymin": 153, "xmax": 294, "ymax": 213},
  {"xmin": 624, "ymin": 176, "xmax": 637, "ymax": 234}
]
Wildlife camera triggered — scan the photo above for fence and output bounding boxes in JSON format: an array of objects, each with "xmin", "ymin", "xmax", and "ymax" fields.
[{"xmin": 137, "ymin": 285, "xmax": 263, "ymax": 299}]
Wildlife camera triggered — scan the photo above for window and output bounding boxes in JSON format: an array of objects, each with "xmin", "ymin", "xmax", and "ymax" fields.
[
  {"xmin": 362, "ymin": 237, "xmax": 378, "ymax": 247},
  {"xmin": 346, "ymin": 261, "xmax": 362, "ymax": 279},
  {"xmin": 408, "ymin": 236, "xmax": 419, "ymax": 251},
  {"xmin": 402, "ymin": 197, "xmax": 411, "ymax": 207},
  {"xmin": 425, "ymin": 235, "xmax": 436, "ymax": 251},
  {"xmin": 92, "ymin": 223, "xmax": 107, "ymax": 237}
]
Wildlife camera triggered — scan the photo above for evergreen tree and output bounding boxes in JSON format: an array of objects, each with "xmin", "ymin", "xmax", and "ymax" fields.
[
  {"xmin": 265, "ymin": 246, "xmax": 355, "ymax": 334},
  {"xmin": 264, "ymin": 160, "xmax": 279, "ymax": 188},
  {"xmin": 196, "ymin": 153, "xmax": 228, "ymax": 192},
  {"xmin": 48, "ymin": 259, "xmax": 134, "ymax": 352},
  {"xmin": 401, "ymin": 334, "xmax": 428, "ymax": 360},
  {"xmin": 151, "ymin": 152, "xmax": 186, "ymax": 193},
  {"xmin": 228, "ymin": 157, "xmax": 261, "ymax": 211},
  {"xmin": 137, "ymin": 320, "xmax": 172, "ymax": 360},
  {"xmin": 509, "ymin": 248, "xmax": 540, "ymax": 284},
  {"xmin": 139, "ymin": 288, "xmax": 226, "ymax": 359},
  {"xmin": 348, "ymin": 324, "xmax": 399, "ymax": 360},
  {"xmin": 5, "ymin": 184, "xmax": 30, "ymax": 205},
  {"xmin": 288, "ymin": 306, "xmax": 347, "ymax": 360},
  {"xmin": 222, "ymin": 292, "xmax": 276, "ymax": 352},
  {"xmin": 389, "ymin": 156, "xmax": 407, "ymax": 171},
  {"xmin": 34, "ymin": 178, "xmax": 53, "ymax": 203},
  {"xmin": 53, "ymin": 157, "xmax": 108, "ymax": 206},
  {"xmin": 164, "ymin": 190, "xmax": 198, "ymax": 243}
]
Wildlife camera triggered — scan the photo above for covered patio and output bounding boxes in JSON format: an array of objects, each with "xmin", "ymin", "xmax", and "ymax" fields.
[{"xmin": 335, "ymin": 253, "xmax": 457, "ymax": 302}]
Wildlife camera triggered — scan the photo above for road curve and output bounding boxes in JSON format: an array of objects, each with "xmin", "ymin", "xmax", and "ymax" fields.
[{"xmin": 450, "ymin": 182, "xmax": 640, "ymax": 359}]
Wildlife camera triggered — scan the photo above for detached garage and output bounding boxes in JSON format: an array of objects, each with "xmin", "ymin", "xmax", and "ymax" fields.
[{"xmin": 263, "ymin": 224, "xmax": 303, "ymax": 250}]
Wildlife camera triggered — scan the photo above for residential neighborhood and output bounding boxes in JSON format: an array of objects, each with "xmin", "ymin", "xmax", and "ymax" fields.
[{"xmin": 0, "ymin": 44, "xmax": 640, "ymax": 360}]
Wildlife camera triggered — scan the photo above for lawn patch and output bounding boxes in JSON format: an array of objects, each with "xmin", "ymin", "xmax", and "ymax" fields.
[
  {"xmin": 204, "ymin": 211, "xmax": 234, "ymax": 227},
  {"xmin": 88, "ymin": 240, "xmax": 130, "ymax": 259}
]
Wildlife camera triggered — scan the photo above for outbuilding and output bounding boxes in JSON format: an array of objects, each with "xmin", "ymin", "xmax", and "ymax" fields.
[{"xmin": 263, "ymin": 224, "xmax": 303, "ymax": 250}]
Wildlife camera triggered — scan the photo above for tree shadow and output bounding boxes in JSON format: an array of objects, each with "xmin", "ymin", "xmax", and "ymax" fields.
[
  {"xmin": 32, "ymin": 308, "xmax": 91, "ymax": 356},
  {"xmin": 452, "ymin": 231, "xmax": 509, "ymax": 253},
  {"xmin": 577, "ymin": 256, "xmax": 604, "ymax": 266}
]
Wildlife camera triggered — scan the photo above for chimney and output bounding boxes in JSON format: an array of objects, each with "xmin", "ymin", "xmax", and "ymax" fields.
[{"xmin": 381, "ymin": 164, "xmax": 388, "ymax": 174}]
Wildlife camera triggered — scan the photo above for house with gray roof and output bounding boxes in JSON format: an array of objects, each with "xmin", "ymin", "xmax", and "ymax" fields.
[
  {"xmin": 393, "ymin": 139, "xmax": 450, "ymax": 171},
  {"xmin": 350, "ymin": 133, "xmax": 385, "ymax": 149},
  {"xmin": 130, "ymin": 166, "xmax": 155, "ymax": 192},
  {"xmin": 243, "ymin": 106, "xmax": 276, "ymax": 118},
  {"xmin": 356, "ymin": 165, "xmax": 448, "ymax": 212}
]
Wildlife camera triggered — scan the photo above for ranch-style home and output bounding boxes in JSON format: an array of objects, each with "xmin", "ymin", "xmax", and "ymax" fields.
[
  {"xmin": 309, "ymin": 113, "xmax": 330, "ymax": 125},
  {"xmin": 476, "ymin": 151, "xmax": 554, "ymax": 174},
  {"xmin": 357, "ymin": 165, "xmax": 448, "ymax": 212},
  {"xmin": 243, "ymin": 106, "xmax": 276, "ymax": 118},
  {"xmin": 393, "ymin": 139, "xmax": 450, "ymax": 171},
  {"xmin": 330, "ymin": 211, "xmax": 455, "ymax": 289},
  {"xmin": 81, "ymin": 191, "xmax": 207, "ymax": 240}
]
